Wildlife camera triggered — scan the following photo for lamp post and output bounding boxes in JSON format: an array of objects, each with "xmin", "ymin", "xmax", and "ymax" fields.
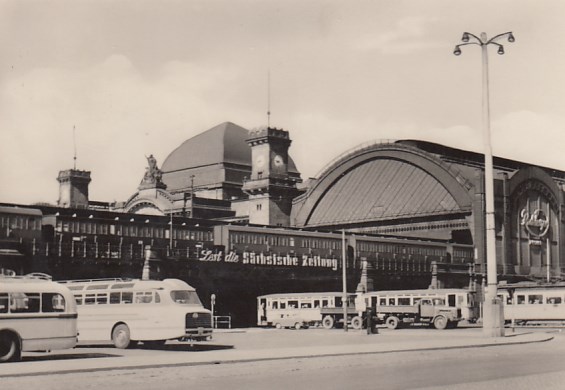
[
  {"xmin": 454, "ymin": 31, "xmax": 515, "ymax": 337},
  {"xmin": 342, "ymin": 229, "xmax": 348, "ymax": 332}
]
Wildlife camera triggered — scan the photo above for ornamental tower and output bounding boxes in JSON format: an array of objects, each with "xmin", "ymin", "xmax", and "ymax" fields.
[
  {"xmin": 242, "ymin": 127, "xmax": 301, "ymax": 226},
  {"xmin": 57, "ymin": 169, "xmax": 91, "ymax": 208}
]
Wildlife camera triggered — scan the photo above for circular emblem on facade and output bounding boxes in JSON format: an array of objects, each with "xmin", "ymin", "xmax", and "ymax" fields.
[{"xmin": 520, "ymin": 208, "xmax": 550, "ymax": 238}]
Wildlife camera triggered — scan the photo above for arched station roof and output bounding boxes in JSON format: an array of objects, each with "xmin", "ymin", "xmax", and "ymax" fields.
[{"xmin": 292, "ymin": 141, "xmax": 475, "ymax": 228}]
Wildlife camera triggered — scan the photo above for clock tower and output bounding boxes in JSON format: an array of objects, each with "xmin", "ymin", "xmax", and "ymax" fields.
[{"xmin": 243, "ymin": 127, "xmax": 301, "ymax": 226}]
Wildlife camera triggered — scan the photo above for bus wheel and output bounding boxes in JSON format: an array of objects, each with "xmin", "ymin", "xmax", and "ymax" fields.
[
  {"xmin": 351, "ymin": 316, "xmax": 363, "ymax": 330},
  {"xmin": 294, "ymin": 322, "xmax": 302, "ymax": 330},
  {"xmin": 112, "ymin": 324, "xmax": 132, "ymax": 349},
  {"xmin": 0, "ymin": 332, "xmax": 21, "ymax": 362},
  {"xmin": 386, "ymin": 316, "xmax": 400, "ymax": 330},
  {"xmin": 434, "ymin": 316, "xmax": 447, "ymax": 330},
  {"xmin": 322, "ymin": 315, "xmax": 335, "ymax": 329},
  {"xmin": 275, "ymin": 323, "xmax": 282, "ymax": 329}
]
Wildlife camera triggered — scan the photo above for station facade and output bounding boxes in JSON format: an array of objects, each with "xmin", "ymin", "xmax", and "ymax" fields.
[
  {"xmin": 103, "ymin": 122, "xmax": 565, "ymax": 285},
  {"xmin": 4, "ymin": 121, "xmax": 565, "ymax": 325}
]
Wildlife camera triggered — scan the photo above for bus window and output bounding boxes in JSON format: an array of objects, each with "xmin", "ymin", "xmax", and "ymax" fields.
[
  {"xmin": 122, "ymin": 292, "xmax": 133, "ymax": 304},
  {"xmin": 379, "ymin": 298, "xmax": 386, "ymax": 305},
  {"xmin": 313, "ymin": 300, "xmax": 320, "ymax": 308},
  {"xmin": 170, "ymin": 290, "xmax": 201, "ymax": 305},
  {"xmin": 272, "ymin": 301, "xmax": 279, "ymax": 309},
  {"xmin": 335, "ymin": 297, "xmax": 343, "ymax": 307},
  {"xmin": 155, "ymin": 292, "xmax": 161, "ymax": 303},
  {"xmin": 110, "ymin": 292, "xmax": 121, "ymax": 304},
  {"xmin": 528, "ymin": 295, "xmax": 543, "ymax": 304},
  {"xmin": 0, "ymin": 293, "xmax": 8, "ymax": 313},
  {"xmin": 506, "ymin": 295, "xmax": 513, "ymax": 305},
  {"xmin": 322, "ymin": 299, "xmax": 329, "ymax": 307},
  {"xmin": 42, "ymin": 293, "xmax": 66, "ymax": 312},
  {"xmin": 388, "ymin": 298, "xmax": 396, "ymax": 306},
  {"xmin": 413, "ymin": 297, "xmax": 421, "ymax": 304},
  {"xmin": 280, "ymin": 302, "xmax": 286, "ymax": 309},
  {"xmin": 135, "ymin": 292, "xmax": 153, "ymax": 304},
  {"xmin": 10, "ymin": 293, "xmax": 40, "ymax": 313},
  {"xmin": 398, "ymin": 298, "xmax": 410, "ymax": 305},
  {"xmin": 547, "ymin": 297, "xmax": 562, "ymax": 304},
  {"xmin": 85, "ymin": 293, "xmax": 96, "ymax": 305},
  {"xmin": 301, "ymin": 302, "xmax": 312, "ymax": 309},
  {"xmin": 517, "ymin": 295, "xmax": 525, "ymax": 304},
  {"xmin": 288, "ymin": 300, "xmax": 298, "ymax": 309},
  {"xmin": 97, "ymin": 294, "xmax": 108, "ymax": 305}
]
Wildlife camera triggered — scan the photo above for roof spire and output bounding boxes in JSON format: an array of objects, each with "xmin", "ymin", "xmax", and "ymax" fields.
[
  {"xmin": 267, "ymin": 69, "xmax": 271, "ymax": 128},
  {"xmin": 73, "ymin": 125, "xmax": 77, "ymax": 170}
]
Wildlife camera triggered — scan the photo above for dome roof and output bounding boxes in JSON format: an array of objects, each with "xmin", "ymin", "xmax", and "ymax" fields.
[
  {"xmin": 161, "ymin": 121, "xmax": 300, "ymax": 173},
  {"xmin": 162, "ymin": 122, "xmax": 250, "ymax": 172}
]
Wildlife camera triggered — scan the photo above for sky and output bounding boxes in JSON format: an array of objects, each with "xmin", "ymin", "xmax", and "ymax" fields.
[{"xmin": 1, "ymin": 0, "xmax": 564, "ymax": 205}]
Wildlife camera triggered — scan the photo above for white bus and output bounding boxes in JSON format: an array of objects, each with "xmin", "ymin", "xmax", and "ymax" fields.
[
  {"xmin": 257, "ymin": 292, "xmax": 355, "ymax": 329},
  {"xmin": 364, "ymin": 289, "xmax": 479, "ymax": 323},
  {"xmin": 60, "ymin": 278, "xmax": 212, "ymax": 348},
  {"xmin": 1, "ymin": 272, "xmax": 78, "ymax": 362},
  {"xmin": 498, "ymin": 282, "xmax": 565, "ymax": 325}
]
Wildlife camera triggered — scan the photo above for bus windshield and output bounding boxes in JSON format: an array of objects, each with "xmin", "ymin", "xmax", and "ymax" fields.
[{"xmin": 170, "ymin": 290, "xmax": 202, "ymax": 305}]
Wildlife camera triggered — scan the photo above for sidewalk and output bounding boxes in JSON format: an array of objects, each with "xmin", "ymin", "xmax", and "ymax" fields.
[{"xmin": 0, "ymin": 328, "xmax": 554, "ymax": 378}]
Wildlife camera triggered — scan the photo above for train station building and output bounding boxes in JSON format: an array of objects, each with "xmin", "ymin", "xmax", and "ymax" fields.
[{"xmin": 79, "ymin": 121, "xmax": 561, "ymax": 285}]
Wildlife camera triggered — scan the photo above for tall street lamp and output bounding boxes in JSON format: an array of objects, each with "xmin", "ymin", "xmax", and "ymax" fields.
[{"xmin": 454, "ymin": 31, "xmax": 515, "ymax": 337}]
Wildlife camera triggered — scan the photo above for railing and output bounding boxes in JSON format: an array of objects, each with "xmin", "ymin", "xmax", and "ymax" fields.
[{"xmin": 213, "ymin": 315, "xmax": 232, "ymax": 329}]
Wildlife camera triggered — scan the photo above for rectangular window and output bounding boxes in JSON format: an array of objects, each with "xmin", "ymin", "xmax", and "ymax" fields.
[
  {"xmin": 379, "ymin": 298, "xmax": 387, "ymax": 306},
  {"xmin": 388, "ymin": 298, "xmax": 396, "ymax": 306},
  {"xmin": 528, "ymin": 294, "xmax": 543, "ymax": 304},
  {"xmin": 121, "ymin": 292, "xmax": 133, "ymax": 304},
  {"xmin": 75, "ymin": 295, "xmax": 83, "ymax": 305},
  {"xmin": 85, "ymin": 293, "xmax": 96, "ymax": 305},
  {"xmin": 42, "ymin": 293, "xmax": 66, "ymax": 312},
  {"xmin": 10, "ymin": 293, "xmax": 40, "ymax": 313},
  {"xmin": 135, "ymin": 292, "xmax": 153, "ymax": 304},
  {"xmin": 517, "ymin": 295, "xmax": 526, "ymax": 304},
  {"xmin": 110, "ymin": 292, "xmax": 121, "ymax": 304},
  {"xmin": 0, "ymin": 293, "xmax": 8, "ymax": 313},
  {"xmin": 547, "ymin": 297, "xmax": 562, "ymax": 304},
  {"xmin": 287, "ymin": 300, "xmax": 298, "ymax": 309},
  {"xmin": 96, "ymin": 294, "xmax": 108, "ymax": 305},
  {"xmin": 272, "ymin": 301, "xmax": 279, "ymax": 309},
  {"xmin": 398, "ymin": 298, "xmax": 411, "ymax": 305}
]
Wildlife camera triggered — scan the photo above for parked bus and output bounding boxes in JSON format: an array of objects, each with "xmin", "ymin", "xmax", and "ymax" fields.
[
  {"xmin": 59, "ymin": 278, "xmax": 212, "ymax": 348},
  {"xmin": 364, "ymin": 289, "xmax": 479, "ymax": 323},
  {"xmin": 498, "ymin": 282, "xmax": 565, "ymax": 325},
  {"xmin": 0, "ymin": 272, "xmax": 78, "ymax": 362},
  {"xmin": 257, "ymin": 292, "xmax": 355, "ymax": 329}
]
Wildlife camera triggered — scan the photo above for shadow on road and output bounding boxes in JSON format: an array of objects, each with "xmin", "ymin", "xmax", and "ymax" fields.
[
  {"xmin": 77, "ymin": 342, "xmax": 234, "ymax": 352},
  {"xmin": 21, "ymin": 353, "xmax": 119, "ymax": 362}
]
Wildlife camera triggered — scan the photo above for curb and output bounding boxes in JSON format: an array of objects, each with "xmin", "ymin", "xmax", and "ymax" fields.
[{"xmin": 0, "ymin": 333, "xmax": 553, "ymax": 378}]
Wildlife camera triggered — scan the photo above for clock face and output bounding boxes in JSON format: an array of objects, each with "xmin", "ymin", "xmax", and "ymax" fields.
[{"xmin": 273, "ymin": 155, "xmax": 284, "ymax": 166}]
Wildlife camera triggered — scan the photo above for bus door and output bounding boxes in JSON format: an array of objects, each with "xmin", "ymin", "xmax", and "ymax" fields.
[
  {"xmin": 447, "ymin": 294, "xmax": 456, "ymax": 307},
  {"xmin": 258, "ymin": 298, "xmax": 267, "ymax": 324}
]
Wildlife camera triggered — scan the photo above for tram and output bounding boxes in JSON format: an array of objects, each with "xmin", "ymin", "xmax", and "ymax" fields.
[{"xmin": 498, "ymin": 282, "xmax": 565, "ymax": 324}]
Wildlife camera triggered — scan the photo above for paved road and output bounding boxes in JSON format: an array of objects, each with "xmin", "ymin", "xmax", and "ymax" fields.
[{"xmin": 1, "ymin": 327, "xmax": 563, "ymax": 390}]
